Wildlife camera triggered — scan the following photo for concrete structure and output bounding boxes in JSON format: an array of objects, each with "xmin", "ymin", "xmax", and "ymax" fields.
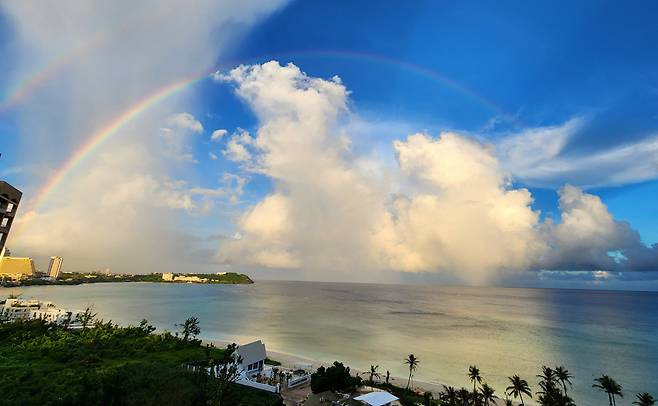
[
  {"xmin": 236, "ymin": 340, "xmax": 267, "ymax": 378},
  {"xmin": 0, "ymin": 181, "xmax": 22, "ymax": 253},
  {"xmin": 354, "ymin": 391, "xmax": 400, "ymax": 406},
  {"xmin": 48, "ymin": 256, "xmax": 64, "ymax": 279},
  {"xmin": 0, "ymin": 256, "xmax": 36, "ymax": 280},
  {"xmin": 1, "ymin": 298, "xmax": 83, "ymax": 327},
  {"xmin": 162, "ymin": 273, "xmax": 208, "ymax": 283}
]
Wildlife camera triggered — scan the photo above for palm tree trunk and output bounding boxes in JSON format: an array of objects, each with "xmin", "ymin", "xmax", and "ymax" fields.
[
  {"xmin": 607, "ymin": 393, "xmax": 612, "ymax": 406},
  {"xmin": 562, "ymin": 382, "xmax": 567, "ymax": 395},
  {"xmin": 519, "ymin": 393, "xmax": 524, "ymax": 406},
  {"xmin": 406, "ymin": 372, "xmax": 411, "ymax": 390},
  {"xmin": 612, "ymin": 394, "xmax": 616, "ymax": 406}
]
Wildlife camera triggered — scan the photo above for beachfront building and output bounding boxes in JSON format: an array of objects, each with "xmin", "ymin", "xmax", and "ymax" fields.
[
  {"xmin": 0, "ymin": 298, "xmax": 83, "ymax": 326},
  {"xmin": 162, "ymin": 273, "xmax": 209, "ymax": 283},
  {"xmin": 48, "ymin": 256, "xmax": 64, "ymax": 279},
  {"xmin": 236, "ymin": 340, "xmax": 267, "ymax": 378},
  {"xmin": 0, "ymin": 180, "xmax": 22, "ymax": 254},
  {"xmin": 354, "ymin": 391, "xmax": 400, "ymax": 406},
  {"xmin": 0, "ymin": 256, "xmax": 36, "ymax": 280}
]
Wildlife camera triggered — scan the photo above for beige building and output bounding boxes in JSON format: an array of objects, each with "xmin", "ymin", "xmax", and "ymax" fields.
[
  {"xmin": 162, "ymin": 272, "xmax": 174, "ymax": 281},
  {"xmin": 48, "ymin": 256, "xmax": 63, "ymax": 279},
  {"xmin": 0, "ymin": 256, "xmax": 36, "ymax": 280}
]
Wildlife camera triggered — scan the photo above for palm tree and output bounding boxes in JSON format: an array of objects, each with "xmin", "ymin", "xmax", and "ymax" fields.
[
  {"xmin": 469, "ymin": 365, "xmax": 483, "ymax": 403},
  {"xmin": 385, "ymin": 370, "xmax": 391, "ymax": 386},
  {"xmin": 481, "ymin": 383, "xmax": 496, "ymax": 406},
  {"xmin": 503, "ymin": 396, "xmax": 513, "ymax": 406},
  {"xmin": 634, "ymin": 393, "xmax": 655, "ymax": 406},
  {"xmin": 404, "ymin": 354, "xmax": 419, "ymax": 390},
  {"xmin": 458, "ymin": 388, "xmax": 471, "ymax": 406},
  {"xmin": 537, "ymin": 366, "xmax": 557, "ymax": 386},
  {"xmin": 555, "ymin": 366, "xmax": 573, "ymax": 395},
  {"xmin": 593, "ymin": 375, "xmax": 623, "ymax": 406},
  {"xmin": 442, "ymin": 386, "xmax": 458, "ymax": 406},
  {"xmin": 368, "ymin": 364, "xmax": 380, "ymax": 385},
  {"xmin": 506, "ymin": 375, "xmax": 532, "ymax": 406}
]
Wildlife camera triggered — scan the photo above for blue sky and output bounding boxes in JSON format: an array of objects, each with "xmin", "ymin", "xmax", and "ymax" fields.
[
  {"xmin": 203, "ymin": 0, "xmax": 658, "ymax": 241},
  {"xmin": 1, "ymin": 1, "xmax": 658, "ymax": 288}
]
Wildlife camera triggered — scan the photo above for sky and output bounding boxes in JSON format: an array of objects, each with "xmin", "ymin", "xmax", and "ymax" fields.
[{"xmin": 1, "ymin": 1, "xmax": 658, "ymax": 290}]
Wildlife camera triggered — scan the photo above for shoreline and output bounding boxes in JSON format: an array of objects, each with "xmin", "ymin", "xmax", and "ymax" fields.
[{"xmin": 203, "ymin": 338, "xmax": 449, "ymax": 396}]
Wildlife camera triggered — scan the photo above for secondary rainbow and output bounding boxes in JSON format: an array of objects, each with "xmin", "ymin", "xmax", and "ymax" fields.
[{"xmin": 28, "ymin": 50, "xmax": 520, "ymax": 212}]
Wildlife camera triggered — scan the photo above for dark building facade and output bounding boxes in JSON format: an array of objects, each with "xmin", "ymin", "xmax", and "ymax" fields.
[{"xmin": 0, "ymin": 181, "xmax": 22, "ymax": 253}]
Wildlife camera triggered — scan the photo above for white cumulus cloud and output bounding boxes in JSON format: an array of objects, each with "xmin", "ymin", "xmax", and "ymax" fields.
[{"xmin": 215, "ymin": 61, "xmax": 658, "ymax": 283}]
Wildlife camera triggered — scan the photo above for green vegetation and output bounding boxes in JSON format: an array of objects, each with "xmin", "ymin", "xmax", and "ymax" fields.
[
  {"xmin": 0, "ymin": 316, "xmax": 281, "ymax": 405},
  {"xmin": 313, "ymin": 359, "xmax": 654, "ymax": 406},
  {"xmin": 310, "ymin": 361, "xmax": 362, "ymax": 394},
  {"xmin": 6, "ymin": 271, "xmax": 254, "ymax": 287}
]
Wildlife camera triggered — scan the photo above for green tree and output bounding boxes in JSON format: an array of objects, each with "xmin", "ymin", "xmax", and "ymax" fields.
[
  {"xmin": 424, "ymin": 391, "xmax": 433, "ymax": 406},
  {"xmin": 481, "ymin": 383, "xmax": 496, "ymax": 406},
  {"xmin": 404, "ymin": 354, "xmax": 419, "ymax": 390},
  {"xmin": 311, "ymin": 361, "xmax": 362, "ymax": 394},
  {"xmin": 468, "ymin": 365, "xmax": 482, "ymax": 404},
  {"xmin": 441, "ymin": 386, "xmax": 458, "ymax": 406},
  {"xmin": 555, "ymin": 366, "xmax": 573, "ymax": 396},
  {"xmin": 458, "ymin": 388, "xmax": 471, "ymax": 406},
  {"xmin": 634, "ymin": 393, "xmax": 655, "ymax": 406},
  {"xmin": 179, "ymin": 316, "xmax": 201, "ymax": 341},
  {"xmin": 593, "ymin": 375, "xmax": 623, "ymax": 406},
  {"xmin": 506, "ymin": 375, "xmax": 532, "ymax": 406},
  {"xmin": 208, "ymin": 343, "xmax": 243, "ymax": 405},
  {"xmin": 76, "ymin": 306, "xmax": 97, "ymax": 331},
  {"xmin": 368, "ymin": 364, "xmax": 380, "ymax": 385}
]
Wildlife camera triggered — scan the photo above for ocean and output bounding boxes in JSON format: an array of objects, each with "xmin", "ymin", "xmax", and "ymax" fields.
[{"xmin": 7, "ymin": 281, "xmax": 658, "ymax": 405}]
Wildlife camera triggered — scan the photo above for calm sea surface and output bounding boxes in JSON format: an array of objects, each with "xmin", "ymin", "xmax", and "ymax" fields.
[{"xmin": 7, "ymin": 281, "xmax": 658, "ymax": 405}]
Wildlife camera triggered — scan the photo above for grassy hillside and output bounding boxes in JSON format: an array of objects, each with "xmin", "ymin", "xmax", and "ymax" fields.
[
  {"xmin": 13, "ymin": 271, "xmax": 254, "ymax": 286},
  {"xmin": 0, "ymin": 318, "xmax": 280, "ymax": 405}
]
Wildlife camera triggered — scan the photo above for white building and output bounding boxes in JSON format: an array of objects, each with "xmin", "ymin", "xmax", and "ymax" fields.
[
  {"xmin": 1, "ymin": 298, "xmax": 83, "ymax": 327},
  {"xmin": 235, "ymin": 340, "xmax": 267, "ymax": 378},
  {"xmin": 354, "ymin": 391, "xmax": 400, "ymax": 406},
  {"xmin": 48, "ymin": 256, "xmax": 63, "ymax": 279},
  {"xmin": 162, "ymin": 272, "xmax": 174, "ymax": 281}
]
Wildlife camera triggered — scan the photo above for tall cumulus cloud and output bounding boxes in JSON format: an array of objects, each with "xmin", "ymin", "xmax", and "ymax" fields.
[{"xmin": 216, "ymin": 61, "xmax": 658, "ymax": 283}]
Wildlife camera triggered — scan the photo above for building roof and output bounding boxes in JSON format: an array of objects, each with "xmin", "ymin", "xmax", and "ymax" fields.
[
  {"xmin": 0, "ymin": 181, "xmax": 22, "ymax": 202},
  {"xmin": 354, "ymin": 391, "xmax": 399, "ymax": 406},
  {"xmin": 0, "ymin": 256, "xmax": 35, "ymax": 276},
  {"xmin": 236, "ymin": 340, "xmax": 266, "ymax": 366}
]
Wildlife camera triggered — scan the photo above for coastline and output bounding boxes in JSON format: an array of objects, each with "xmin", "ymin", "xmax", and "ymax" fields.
[{"xmin": 203, "ymin": 339, "xmax": 449, "ymax": 396}]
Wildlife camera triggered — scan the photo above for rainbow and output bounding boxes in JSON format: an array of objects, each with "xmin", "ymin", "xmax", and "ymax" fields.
[
  {"xmin": 25, "ymin": 50, "xmax": 520, "ymax": 213},
  {"xmin": 28, "ymin": 72, "xmax": 210, "ymax": 211}
]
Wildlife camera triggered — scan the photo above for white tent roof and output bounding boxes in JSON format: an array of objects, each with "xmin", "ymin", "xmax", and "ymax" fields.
[
  {"xmin": 354, "ymin": 391, "xmax": 399, "ymax": 406},
  {"xmin": 235, "ymin": 340, "xmax": 266, "ymax": 366}
]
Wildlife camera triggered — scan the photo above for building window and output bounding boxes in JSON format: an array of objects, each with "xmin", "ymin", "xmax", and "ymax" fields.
[
  {"xmin": 1, "ymin": 217, "xmax": 8, "ymax": 227},
  {"xmin": 6, "ymin": 203, "xmax": 13, "ymax": 213}
]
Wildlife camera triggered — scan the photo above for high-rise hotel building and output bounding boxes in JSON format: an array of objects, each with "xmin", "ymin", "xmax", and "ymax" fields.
[{"xmin": 0, "ymin": 180, "xmax": 22, "ymax": 253}]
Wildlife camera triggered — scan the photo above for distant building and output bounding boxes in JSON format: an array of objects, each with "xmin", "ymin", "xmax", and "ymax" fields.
[
  {"xmin": 48, "ymin": 256, "xmax": 64, "ymax": 279},
  {"xmin": 173, "ymin": 275, "xmax": 207, "ymax": 283},
  {"xmin": 162, "ymin": 272, "xmax": 208, "ymax": 283},
  {"xmin": 0, "ymin": 180, "xmax": 22, "ymax": 254},
  {"xmin": 0, "ymin": 256, "xmax": 36, "ymax": 280}
]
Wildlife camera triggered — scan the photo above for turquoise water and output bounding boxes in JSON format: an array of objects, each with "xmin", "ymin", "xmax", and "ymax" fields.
[{"xmin": 8, "ymin": 281, "xmax": 658, "ymax": 405}]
